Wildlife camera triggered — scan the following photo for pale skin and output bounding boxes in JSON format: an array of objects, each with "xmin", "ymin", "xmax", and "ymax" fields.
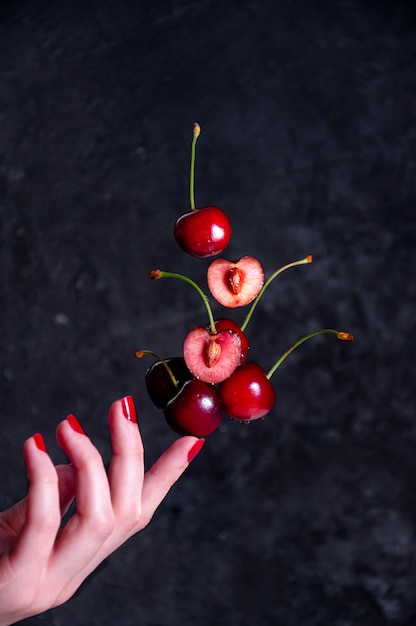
[{"xmin": 0, "ymin": 396, "xmax": 203, "ymax": 625}]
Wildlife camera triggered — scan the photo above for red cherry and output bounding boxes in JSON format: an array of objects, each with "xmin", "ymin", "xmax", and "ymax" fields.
[
  {"xmin": 183, "ymin": 327, "xmax": 242, "ymax": 384},
  {"xmin": 219, "ymin": 362, "xmax": 276, "ymax": 421},
  {"xmin": 211, "ymin": 318, "xmax": 249, "ymax": 363},
  {"xmin": 207, "ymin": 256, "xmax": 264, "ymax": 307},
  {"xmin": 164, "ymin": 379, "xmax": 223, "ymax": 437},
  {"xmin": 174, "ymin": 124, "xmax": 232, "ymax": 258},
  {"xmin": 174, "ymin": 206, "xmax": 232, "ymax": 258}
]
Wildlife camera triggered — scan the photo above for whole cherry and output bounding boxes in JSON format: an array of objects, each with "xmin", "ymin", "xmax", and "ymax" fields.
[
  {"xmin": 138, "ymin": 353, "xmax": 193, "ymax": 410},
  {"xmin": 219, "ymin": 329, "xmax": 354, "ymax": 423},
  {"xmin": 174, "ymin": 124, "xmax": 232, "ymax": 258},
  {"xmin": 175, "ymin": 206, "xmax": 231, "ymax": 258},
  {"xmin": 219, "ymin": 362, "xmax": 276, "ymax": 421},
  {"xmin": 164, "ymin": 379, "xmax": 223, "ymax": 437}
]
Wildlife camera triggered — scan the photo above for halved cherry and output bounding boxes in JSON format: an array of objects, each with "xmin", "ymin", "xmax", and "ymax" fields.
[
  {"xmin": 164, "ymin": 379, "xmax": 223, "ymax": 437},
  {"xmin": 211, "ymin": 318, "xmax": 249, "ymax": 363},
  {"xmin": 183, "ymin": 327, "xmax": 242, "ymax": 384},
  {"xmin": 207, "ymin": 256, "xmax": 264, "ymax": 307},
  {"xmin": 149, "ymin": 270, "xmax": 243, "ymax": 382}
]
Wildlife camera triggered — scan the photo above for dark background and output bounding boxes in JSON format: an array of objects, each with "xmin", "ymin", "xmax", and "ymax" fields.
[{"xmin": 1, "ymin": 1, "xmax": 415, "ymax": 624}]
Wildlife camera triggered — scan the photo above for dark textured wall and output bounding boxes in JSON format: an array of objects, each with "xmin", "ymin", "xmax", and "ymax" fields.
[{"xmin": 1, "ymin": 1, "xmax": 415, "ymax": 624}]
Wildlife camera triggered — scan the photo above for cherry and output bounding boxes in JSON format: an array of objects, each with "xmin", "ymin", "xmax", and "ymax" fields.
[
  {"xmin": 149, "ymin": 269, "xmax": 243, "ymax": 384},
  {"xmin": 164, "ymin": 379, "xmax": 223, "ymax": 437},
  {"xmin": 142, "ymin": 355, "xmax": 193, "ymax": 410},
  {"xmin": 174, "ymin": 206, "xmax": 232, "ymax": 258},
  {"xmin": 207, "ymin": 256, "xmax": 264, "ymax": 308},
  {"xmin": 211, "ymin": 318, "xmax": 249, "ymax": 363},
  {"xmin": 220, "ymin": 328, "xmax": 354, "ymax": 423},
  {"xmin": 173, "ymin": 124, "xmax": 232, "ymax": 258},
  {"xmin": 219, "ymin": 362, "xmax": 276, "ymax": 421},
  {"xmin": 183, "ymin": 326, "xmax": 242, "ymax": 384}
]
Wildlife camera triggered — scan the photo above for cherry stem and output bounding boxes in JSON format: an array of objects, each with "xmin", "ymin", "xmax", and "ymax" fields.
[
  {"xmin": 266, "ymin": 329, "xmax": 354, "ymax": 379},
  {"xmin": 149, "ymin": 269, "xmax": 216, "ymax": 334},
  {"xmin": 135, "ymin": 349, "xmax": 179, "ymax": 390},
  {"xmin": 240, "ymin": 255, "xmax": 313, "ymax": 332},
  {"xmin": 190, "ymin": 123, "xmax": 200, "ymax": 211}
]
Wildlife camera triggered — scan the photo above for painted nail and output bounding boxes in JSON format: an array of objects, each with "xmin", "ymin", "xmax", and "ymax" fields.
[
  {"xmin": 121, "ymin": 395, "xmax": 137, "ymax": 423},
  {"xmin": 34, "ymin": 432, "xmax": 47, "ymax": 452},
  {"xmin": 187, "ymin": 438, "xmax": 205, "ymax": 463},
  {"xmin": 66, "ymin": 414, "xmax": 85, "ymax": 434}
]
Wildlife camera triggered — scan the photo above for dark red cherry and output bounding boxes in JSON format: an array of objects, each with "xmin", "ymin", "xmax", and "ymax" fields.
[
  {"xmin": 174, "ymin": 206, "xmax": 232, "ymax": 258},
  {"xmin": 212, "ymin": 318, "xmax": 249, "ymax": 363},
  {"xmin": 219, "ymin": 362, "xmax": 276, "ymax": 421},
  {"xmin": 164, "ymin": 379, "xmax": 223, "ymax": 437},
  {"xmin": 145, "ymin": 357, "xmax": 193, "ymax": 410}
]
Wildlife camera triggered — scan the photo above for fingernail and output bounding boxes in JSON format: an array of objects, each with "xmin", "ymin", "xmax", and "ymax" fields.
[
  {"xmin": 34, "ymin": 432, "xmax": 47, "ymax": 452},
  {"xmin": 121, "ymin": 395, "xmax": 137, "ymax": 423},
  {"xmin": 66, "ymin": 414, "xmax": 85, "ymax": 434},
  {"xmin": 187, "ymin": 438, "xmax": 205, "ymax": 463}
]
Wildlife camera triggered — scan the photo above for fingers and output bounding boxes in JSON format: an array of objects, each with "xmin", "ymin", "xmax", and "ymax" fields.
[
  {"xmin": 106, "ymin": 396, "xmax": 205, "ymax": 532},
  {"xmin": 10, "ymin": 435, "xmax": 61, "ymax": 571},
  {"xmin": 6, "ymin": 400, "xmax": 205, "ymax": 605},
  {"xmin": 52, "ymin": 416, "xmax": 115, "ymax": 576},
  {"xmin": 0, "ymin": 399, "xmax": 206, "ymax": 621},
  {"xmin": 107, "ymin": 397, "xmax": 145, "ymax": 533},
  {"xmin": 140, "ymin": 436, "xmax": 205, "ymax": 526},
  {"xmin": 44, "ymin": 401, "xmax": 145, "ymax": 603}
]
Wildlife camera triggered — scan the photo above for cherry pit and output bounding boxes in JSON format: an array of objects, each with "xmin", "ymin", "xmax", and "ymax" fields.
[{"xmin": 136, "ymin": 124, "xmax": 354, "ymax": 437}]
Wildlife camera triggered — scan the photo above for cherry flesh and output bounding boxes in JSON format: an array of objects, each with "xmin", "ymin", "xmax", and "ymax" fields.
[
  {"xmin": 211, "ymin": 318, "xmax": 249, "ymax": 363},
  {"xmin": 183, "ymin": 326, "xmax": 242, "ymax": 384},
  {"xmin": 174, "ymin": 206, "xmax": 232, "ymax": 258},
  {"xmin": 145, "ymin": 356, "xmax": 193, "ymax": 410},
  {"xmin": 164, "ymin": 379, "xmax": 223, "ymax": 437},
  {"xmin": 219, "ymin": 362, "xmax": 276, "ymax": 421},
  {"xmin": 207, "ymin": 256, "xmax": 264, "ymax": 307}
]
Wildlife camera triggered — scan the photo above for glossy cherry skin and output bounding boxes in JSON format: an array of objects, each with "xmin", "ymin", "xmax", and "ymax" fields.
[
  {"xmin": 145, "ymin": 357, "xmax": 193, "ymax": 410},
  {"xmin": 174, "ymin": 206, "xmax": 232, "ymax": 258},
  {"xmin": 219, "ymin": 362, "xmax": 276, "ymax": 421},
  {"xmin": 211, "ymin": 318, "xmax": 249, "ymax": 363},
  {"xmin": 164, "ymin": 379, "xmax": 223, "ymax": 437}
]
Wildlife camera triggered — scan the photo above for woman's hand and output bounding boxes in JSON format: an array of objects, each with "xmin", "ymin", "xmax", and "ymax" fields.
[{"xmin": 0, "ymin": 396, "xmax": 204, "ymax": 625}]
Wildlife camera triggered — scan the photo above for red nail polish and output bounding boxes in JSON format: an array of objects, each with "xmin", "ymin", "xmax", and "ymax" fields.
[
  {"xmin": 187, "ymin": 438, "xmax": 205, "ymax": 463},
  {"xmin": 121, "ymin": 395, "xmax": 137, "ymax": 423},
  {"xmin": 66, "ymin": 414, "xmax": 85, "ymax": 434},
  {"xmin": 34, "ymin": 432, "xmax": 47, "ymax": 452}
]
